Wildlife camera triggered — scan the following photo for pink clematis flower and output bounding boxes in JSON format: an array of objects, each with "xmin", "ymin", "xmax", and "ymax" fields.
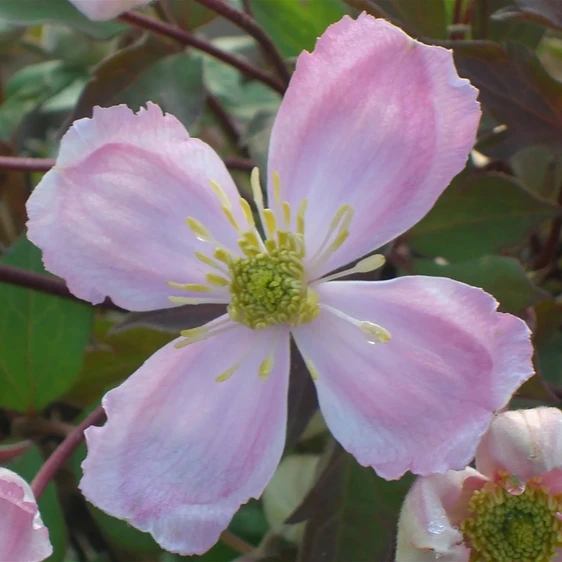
[
  {"xmin": 396, "ymin": 407, "xmax": 562, "ymax": 562},
  {"xmin": 69, "ymin": 0, "xmax": 151, "ymax": 21},
  {"xmin": 0, "ymin": 468, "xmax": 53, "ymax": 561},
  {"xmin": 26, "ymin": 14, "xmax": 533, "ymax": 555}
]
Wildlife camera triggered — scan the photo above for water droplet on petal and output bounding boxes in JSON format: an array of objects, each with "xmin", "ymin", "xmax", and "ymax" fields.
[
  {"xmin": 505, "ymin": 475, "xmax": 526, "ymax": 496},
  {"xmin": 528, "ymin": 453, "xmax": 537, "ymax": 460},
  {"xmin": 428, "ymin": 519, "xmax": 446, "ymax": 535}
]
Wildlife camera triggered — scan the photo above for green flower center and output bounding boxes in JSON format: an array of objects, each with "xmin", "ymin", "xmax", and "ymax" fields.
[
  {"xmin": 227, "ymin": 245, "xmax": 319, "ymax": 329},
  {"xmin": 461, "ymin": 473, "xmax": 562, "ymax": 562}
]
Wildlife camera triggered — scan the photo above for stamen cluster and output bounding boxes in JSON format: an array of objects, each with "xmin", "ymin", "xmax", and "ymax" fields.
[{"xmin": 461, "ymin": 473, "xmax": 562, "ymax": 562}]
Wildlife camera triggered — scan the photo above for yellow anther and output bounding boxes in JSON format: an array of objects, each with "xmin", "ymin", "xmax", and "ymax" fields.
[
  {"xmin": 277, "ymin": 231, "xmax": 290, "ymax": 248},
  {"xmin": 328, "ymin": 230, "xmax": 349, "ymax": 253},
  {"xmin": 359, "ymin": 321, "xmax": 391, "ymax": 344},
  {"xmin": 180, "ymin": 326, "xmax": 208, "ymax": 337},
  {"xmin": 259, "ymin": 355, "xmax": 274, "ymax": 380},
  {"xmin": 222, "ymin": 206, "xmax": 241, "ymax": 232},
  {"xmin": 195, "ymin": 251, "xmax": 222, "ymax": 270},
  {"xmin": 263, "ymin": 209, "xmax": 277, "ymax": 239},
  {"xmin": 330, "ymin": 204, "xmax": 351, "ymax": 231},
  {"xmin": 250, "ymin": 167, "xmax": 264, "ymax": 212},
  {"xmin": 168, "ymin": 296, "xmax": 222, "ymax": 305},
  {"xmin": 355, "ymin": 254, "xmax": 386, "ymax": 272},
  {"xmin": 216, "ymin": 364, "xmax": 238, "ymax": 382},
  {"xmin": 210, "ymin": 179, "xmax": 232, "ymax": 209},
  {"xmin": 282, "ymin": 201, "xmax": 291, "ymax": 227},
  {"xmin": 296, "ymin": 200, "xmax": 307, "ymax": 235},
  {"xmin": 239, "ymin": 198, "xmax": 255, "ymax": 227},
  {"xmin": 214, "ymin": 248, "xmax": 234, "ymax": 266},
  {"xmin": 272, "ymin": 171, "xmax": 281, "ymax": 208},
  {"xmin": 305, "ymin": 358, "xmax": 319, "ymax": 380},
  {"xmin": 206, "ymin": 273, "xmax": 230, "ymax": 287},
  {"xmin": 186, "ymin": 217, "xmax": 212, "ymax": 242},
  {"xmin": 177, "ymin": 283, "xmax": 213, "ymax": 293}
]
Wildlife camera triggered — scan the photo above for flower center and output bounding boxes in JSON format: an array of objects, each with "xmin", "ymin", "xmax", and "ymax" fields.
[
  {"xmin": 460, "ymin": 472, "xmax": 562, "ymax": 562},
  {"xmin": 228, "ymin": 245, "xmax": 319, "ymax": 329}
]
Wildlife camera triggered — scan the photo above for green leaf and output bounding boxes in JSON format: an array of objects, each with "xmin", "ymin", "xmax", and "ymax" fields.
[
  {"xmin": 493, "ymin": 0, "xmax": 562, "ymax": 32},
  {"xmin": 162, "ymin": 0, "xmax": 219, "ymax": 30},
  {"xmin": 410, "ymin": 256, "xmax": 550, "ymax": 313},
  {"xmin": 0, "ymin": 236, "xmax": 93, "ymax": 412},
  {"xmin": 162, "ymin": 542, "xmax": 237, "ymax": 561},
  {"xmin": 370, "ymin": 0, "xmax": 447, "ymax": 38},
  {"xmin": 297, "ymin": 444, "xmax": 413, "ymax": 562},
  {"xmin": 0, "ymin": 61, "xmax": 86, "ymax": 139},
  {"xmin": 408, "ymin": 173, "xmax": 559, "ymax": 261},
  {"xmin": 9, "ymin": 446, "xmax": 67, "ymax": 562},
  {"xmin": 251, "ymin": 0, "xmax": 346, "ymax": 58},
  {"xmin": 119, "ymin": 52, "xmax": 205, "ymax": 128},
  {"xmin": 453, "ymin": 42, "xmax": 561, "ymax": 157},
  {"xmin": 0, "ymin": 0, "xmax": 123, "ymax": 40},
  {"xmin": 63, "ymin": 319, "xmax": 173, "ymax": 407}
]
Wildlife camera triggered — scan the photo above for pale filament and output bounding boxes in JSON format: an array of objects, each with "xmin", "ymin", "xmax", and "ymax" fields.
[{"xmin": 174, "ymin": 314, "xmax": 235, "ymax": 349}]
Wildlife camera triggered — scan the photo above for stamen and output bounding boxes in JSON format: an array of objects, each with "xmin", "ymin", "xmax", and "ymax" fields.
[
  {"xmin": 215, "ymin": 333, "xmax": 268, "ymax": 382},
  {"xmin": 206, "ymin": 273, "xmax": 230, "ymax": 287},
  {"xmin": 282, "ymin": 201, "xmax": 291, "ymax": 227},
  {"xmin": 210, "ymin": 179, "xmax": 232, "ymax": 209},
  {"xmin": 321, "ymin": 304, "xmax": 391, "ymax": 345},
  {"xmin": 168, "ymin": 295, "xmax": 229, "ymax": 305},
  {"xmin": 222, "ymin": 206, "xmax": 241, "ymax": 232},
  {"xmin": 167, "ymin": 282, "xmax": 213, "ymax": 292},
  {"xmin": 250, "ymin": 167, "xmax": 266, "ymax": 219},
  {"xmin": 214, "ymin": 248, "xmax": 234, "ymax": 266},
  {"xmin": 314, "ymin": 254, "xmax": 386, "ymax": 284},
  {"xmin": 195, "ymin": 251, "xmax": 229, "ymax": 275},
  {"xmin": 186, "ymin": 217, "xmax": 212, "ymax": 242},
  {"xmin": 259, "ymin": 355, "xmax": 274, "ymax": 380},
  {"xmin": 296, "ymin": 200, "xmax": 307, "ymax": 236},
  {"xmin": 305, "ymin": 358, "xmax": 319, "ymax": 380},
  {"xmin": 174, "ymin": 316, "xmax": 235, "ymax": 348},
  {"xmin": 239, "ymin": 198, "xmax": 255, "ymax": 227},
  {"xmin": 262, "ymin": 209, "xmax": 278, "ymax": 239},
  {"xmin": 272, "ymin": 171, "xmax": 282, "ymax": 209}
]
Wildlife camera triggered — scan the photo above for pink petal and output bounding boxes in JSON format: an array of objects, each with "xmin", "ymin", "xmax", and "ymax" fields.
[
  {"xmin": 80, "ymin": 318, "xmax": 290, "ymax": 555},
  {"xmin": 70, "ymin": 0, "xmax": 152, "ymax": 20},
  {"xmin": 476, "ymin": 407, "xmax": 562, "ymax": 482},
  {"xmin": 293, "ymin": 276, "xmax": 532, "ymax": 479},
  {"xmin": 267, "ymin": 14, "xmax": 480, "ymax": 277},
  {"xmin": 0, "ymin": 468, "xmax": 53, "ymax": 562},
  {"xmin": 27, "ymin": 103, "xmax": 244, "ymax": 311},
  {"xmin": 396, "ymin": 469, "xmax": 481, "ymax": 562}
]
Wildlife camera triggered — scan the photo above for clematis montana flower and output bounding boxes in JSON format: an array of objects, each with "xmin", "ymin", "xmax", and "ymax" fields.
[
  {"xmin": 26, "ymin": 14, "xmax": 533, "ymax": 555},
  {"xmin": 0, "ymin": 468, "xmax": 53, "ymax": 561},
  {"xmin": 396, "ymin": 408, "xmax": 562, "ymax": 562},
  {"xmin": 69, "ymin": 0, "xmax": 151, "ymax": 21}
]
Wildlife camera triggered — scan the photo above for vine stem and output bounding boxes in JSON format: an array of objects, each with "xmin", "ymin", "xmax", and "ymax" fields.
[
  {"xmin": 30, "ymin": 406, "xmax": 106, "ymax": 499},
  {"xmin": 192, "ymin": 0, "xmax": 290, "ymax": 87},
  {"xmin": 119, "ymin": 10, "xmax": 285, "ymax": 94},
  {"xmin": 29, "ymin": 404, "xmax": 254, "ymax": 554}
]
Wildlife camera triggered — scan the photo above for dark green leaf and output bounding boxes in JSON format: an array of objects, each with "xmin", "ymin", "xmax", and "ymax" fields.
[
  {"xmin": 296, "ymin": 444, "xmax": 412, "ymax": 562},
  {"xmin": 67, "ymin": 34, "xmax": 177, "ymax": 123},
  {"xmin": 161, "ymin": 0, "xmax": 218, "ymax": 30},
  {"xmin": 493, "ymin": 0, "xmax": 562, "ymax": 32},
  {"xmin": 410, "ymin": 256, "xmax": 550, "ymax": 313},
  {"xmin": 0, "ymin": 0, "xmax": 123, "ymax": 40},
  {"xmin": 0, "ymin": 236, "xmax": 93, "ymax": 412},
  {"xmin": 408, "ymin": 173, "xmax": 558, "ymax": 260},
  {"xmin": 369, "ymin": 0, "xmax": 447, "ymax": 38},
  {"xmin": 119, "ymin": 52, "xmax": 205, "ymax": 128},
  {"xmin": 9, "ymin": 446, "xmax": 67, "ymax": 562},
  {"xmin": 63, "ymin": 319, "xmax": 174, "ymax": 407},
  {"xmin": 453, "ymin": 42, "xmax": 562, "ymax": 157},
  {"xmin": 251, "ymin": 0, "xmax": 346, "ymax": 58}
]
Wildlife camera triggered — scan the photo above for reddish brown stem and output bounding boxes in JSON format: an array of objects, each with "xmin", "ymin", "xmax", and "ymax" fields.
[
  {"xmin": 31, "ymin": 406, "xmax": 106, "ymax": 499},
  {"xmin": 192, "ymin": 0, "xmax": 290, "ymax": 87},
  {"xmin": 119, "ymin": 11, "xmax": 285, "ymax": 94},
  {"xmin": 0, "ymin": 156, "xmax": 55, "ymax": 173},
  {"xmin": 0, "ymin": 264, "xmax": 122, "ymax": 311}
]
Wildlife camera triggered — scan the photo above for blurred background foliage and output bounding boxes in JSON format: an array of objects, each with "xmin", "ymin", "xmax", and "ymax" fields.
[{"xmin": 0, "ymin": 0, "xmax": 561, "ymax": 560}]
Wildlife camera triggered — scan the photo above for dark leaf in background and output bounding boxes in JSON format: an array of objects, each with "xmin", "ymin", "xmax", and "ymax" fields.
[
  {"xmin": 408, "ymin": 173, "xmax": 559, "ymax": 261},
  {"xmin": 366, "ymin": 0, "xmax": 447, "ymax": 38},
  {"xmin": 9, "ymin": 446, "xmax": 67, "ymax": 562},
  {"xmin": 67, "ymin": 34, "xmax": 178, "ymax": 123},
  {"xmin": 493, "ymin": 0, "xmax": 562, "ymax": 32},
  {"xmin": 112, "ymin": 303, "xmax": 225, "ymax": 333},
  {"xmin": 285, "ymin": 342, "xmax": 318, "ymax": 451},
  {"xmin": 0, "ymin": 0, "xmax": 123, "ymax": 40},
  {"xmin": 119, "ymin": 52, "xmax": 206, "ymax": 128},
  {"xmin": 0, "ymin": 144, "xmax": 28, "ymax": 246},
  {"xmin": 453, "ymin": 42, "xmax": 562, "ymax": 157},
  {"xmin": 295, "ymin": 442, "xmax": 413, "ymax": 562},
  {"xmin": 161, "ymin": 0, "xmax": 219, "ymax": 31},
  {"xmin": 0, "ymin": 236, "xmax": 93, "ymax": 412},
  {"xmin": 63, "ymin": 319, "xmax": 174, "ymax": 407},
  {"xmin": 242, "ymin": 109, "xmax": 276, "ymax": 174},
  {"xmin": 411, "ymin": 256, "xmax": 550, "ymax": 313},
  {"xmin": 251, "ymin": 0, "xmax": 346, "ymax": 58}
]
